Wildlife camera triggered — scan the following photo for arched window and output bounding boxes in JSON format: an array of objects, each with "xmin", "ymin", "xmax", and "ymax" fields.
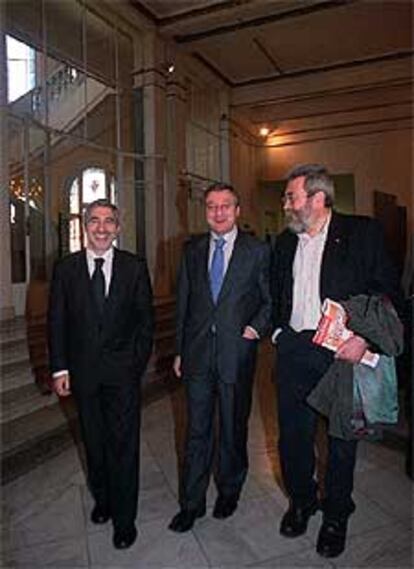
[{"xmin": 68, "ymin": 167, "xmax": 116, "ymax": 252}]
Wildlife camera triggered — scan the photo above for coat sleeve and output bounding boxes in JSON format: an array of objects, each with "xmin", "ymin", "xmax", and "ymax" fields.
[
  {"xmin": 175, "ymin": 243, "xmax": 190, "ymax": 356},
  {"xmin": 248, "ymin": 242, "xmax": 272, "ymax": 337},
  {"xmin": 363, "ymin": 219, "xmax": 404, "ymax": 316}
]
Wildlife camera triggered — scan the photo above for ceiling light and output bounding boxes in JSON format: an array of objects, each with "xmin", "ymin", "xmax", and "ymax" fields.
[{"xmin": 259, "ymin": 126, "xmax": 270, "ymax": 137}]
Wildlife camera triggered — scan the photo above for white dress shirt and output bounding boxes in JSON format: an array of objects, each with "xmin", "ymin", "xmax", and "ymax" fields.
[{"xmin": 289, "ymin": 214, "xmax": 331, "ymax": 331}]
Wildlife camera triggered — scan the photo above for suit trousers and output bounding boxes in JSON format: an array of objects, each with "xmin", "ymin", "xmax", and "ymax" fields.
[
  {"xmin": 181, "ymin": 338, "xmax": 256, "ymax": 511},
  {"xmin": 276, "ymin": 329, "xmax": 357, "ymax": 520},
  {"xmin": 74, "ymin": 380, "xmax": 140, "ymax": 530}
]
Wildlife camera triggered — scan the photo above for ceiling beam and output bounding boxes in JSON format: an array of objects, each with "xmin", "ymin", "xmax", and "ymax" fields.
[
  {"xmin": 192, "ymin": 52, "xmax": 233, "ymax": 87},
  {"xmin": 130, "ymin": 1, "xmax": 248, "ymax": 25},
  {"xmin": 252, "ymin": 38, "xmax": 284, "ymax": 75},
  {"xmin": 159, "ymin": 1, "xmax": 244, "ymax": 27},
  {"xmin": 192, "ymin": 49, "xmax": 412, "ymax": 89},
  {"xmin": 235, "ymin": 50, "xmax": 413, "ymax": 87},
  {"xmin": 174, "ymin": 0, "xmax": 355, "ymax": 44}
]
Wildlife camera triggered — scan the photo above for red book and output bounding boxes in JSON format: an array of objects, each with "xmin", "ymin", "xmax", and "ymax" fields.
[{"xmin": 313, "ymin": 299, "xmax": 379, "ymax": 368}]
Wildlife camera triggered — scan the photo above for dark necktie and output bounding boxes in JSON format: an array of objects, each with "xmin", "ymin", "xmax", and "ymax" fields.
[
  {"xmin": 92, "ymin": 258, "xmax": 105, "ymax": 315},
  {"xmin": 209, "ymin": 237, "xmax": 225, "ymax": 303}
]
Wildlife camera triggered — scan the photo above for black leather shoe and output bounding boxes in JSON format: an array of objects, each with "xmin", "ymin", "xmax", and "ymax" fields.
[
  {"xmin": 212, "ymin": 495, "xmax": 238, "ymax": 519},
  {"xmin": 113, "ymin": 525, "xmax": 137, "ymax": 549},
  {"xmin": 316, "ymin": 518, "xmax": 348, "ymax": 558},
  {"xmin": 280, "ymin": 501, "xmax": 319, "ymax": 537},
  {"xmin": 168, "ymin": 506, "xmax": 206, "ymax": 533},
  {"xmin": 90, "ymin": 505, "xmax": 110, "ymax": 524}
]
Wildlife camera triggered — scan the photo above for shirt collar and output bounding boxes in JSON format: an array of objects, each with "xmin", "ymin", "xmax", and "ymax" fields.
[
  {"xmin": 210, "ymin": 225, "xmax": 238, "ymax": 246},
  {"xmin": 86, "ymin": 246, "xmax": 114, "ymax": 263}
]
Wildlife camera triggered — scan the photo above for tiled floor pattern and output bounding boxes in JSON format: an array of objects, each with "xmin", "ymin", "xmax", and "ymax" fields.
[{"xmin": 2, "ymin": 347, "xmax": 412, "ymax": 568}]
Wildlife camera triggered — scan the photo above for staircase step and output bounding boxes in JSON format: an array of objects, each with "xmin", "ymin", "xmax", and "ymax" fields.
[
  {"xmin": 0, "ymin": 317, "xmax": 26, "ymax": 337},
  {"xmin": 1, "ymin": 383, "xmax": 58, "ymax": 423},
  {"xmin": 1, "ymin": 364, "xmax": 35, "ymax": 394},
  {"xmin": 1, "ymin": 399, "xmax": 77, "ymax": 485},
  {"xmin": 0, "ymin": 329, "xmax": 27, "ymax": 350},
  {"xmin": 1, "ymin": 343, "xmax": 30, "ymax": 368},
  {"xmin": 2, "ymin": 399, "xmax": 73, "ymax": 456}
]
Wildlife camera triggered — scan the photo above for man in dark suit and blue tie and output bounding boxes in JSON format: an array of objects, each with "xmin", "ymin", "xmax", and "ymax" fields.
[
  {"xmin": 271, "ymin": 164, "xmax": 402, "ymax": 558},
  {"xmin": 169, "ymin": 183, "xmax": 272, "ymax": 533},
  {"xmin": 48, "ymin": 199, "xmax": 154, "ymax": 549}
]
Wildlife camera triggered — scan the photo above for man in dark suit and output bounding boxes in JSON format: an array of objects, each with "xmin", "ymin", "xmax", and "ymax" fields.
[
  {"xmin": 169, "ymin": 183, "xmax": 272, "ymax": 533},
  {"xmin": 271, "ymin": 164, "xmax": 401, "ymax": 558},
  {"xmin": 48, "ymin": 199, "xmax": 154, "ymax": 549}
]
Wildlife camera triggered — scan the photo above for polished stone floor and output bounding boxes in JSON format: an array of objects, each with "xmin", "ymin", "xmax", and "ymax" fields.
[{"xmin": 2, "ymin": 346, "xmax": 413, "ymax": 568}]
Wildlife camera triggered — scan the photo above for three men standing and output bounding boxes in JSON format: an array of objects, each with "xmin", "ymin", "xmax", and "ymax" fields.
[
  {"xmin": 169, "ymin": 183, "xmax": 272, "ymax": 532},
  {"xmin": 48, "ymin": 167, "xmax": 401, "ymax": 559},
  {"xmin": 48, "ymin": 199, "xmax": 154, "ymax": 549}
]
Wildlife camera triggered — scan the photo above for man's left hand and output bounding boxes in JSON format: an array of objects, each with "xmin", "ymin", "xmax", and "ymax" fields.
[
  {"xmin": 242, "ymin": 326, "xmax": 258, "ymax": 340},
  {"xmin": 335, "ymin": 335, "xmax": 368, "ymax": 364}
]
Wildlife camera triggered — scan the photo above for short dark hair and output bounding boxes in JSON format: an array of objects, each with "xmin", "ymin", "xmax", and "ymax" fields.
[
  {"xmin": 285, "ymin": 163, "xmax": 335, "ymax": 207},
  {"xmin": 204, "ymin": 183, "xmax": 240, "ymax": 207},
  {"xmin": 83, "ymin": 199, "xmax": 120, "ymax": 225}
]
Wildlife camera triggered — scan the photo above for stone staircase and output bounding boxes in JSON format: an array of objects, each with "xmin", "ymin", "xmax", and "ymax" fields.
[
  {"xmin": 0, "ymin": 316, "xmax": 73, "ymax": 484},
  {"xmin": 1, "ymin": 294, "xmax": 177, "ymax": 485}
]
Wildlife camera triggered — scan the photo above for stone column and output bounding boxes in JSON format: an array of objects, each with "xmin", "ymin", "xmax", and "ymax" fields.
[
  {"xmin": 133, "ymin": 32, "xmax": 182, "ymax": 297},
  {"xmin": 165, "ymin": 67, "xmax": 188, "ymax": 286},
  {"xmin": 0, "ymin": 11, "xmax": 15, "ymax": 320}
]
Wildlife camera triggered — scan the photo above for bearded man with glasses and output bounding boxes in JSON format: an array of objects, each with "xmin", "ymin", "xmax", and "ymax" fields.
[{"xmin": 270, "ymin": 164, "xmax": 402, "ymax": 558}]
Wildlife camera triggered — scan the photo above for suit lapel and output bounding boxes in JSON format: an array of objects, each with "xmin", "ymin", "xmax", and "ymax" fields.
[
  {"xmin": 196, "ymin": 235, "xmax": 214, "ymax": 303},
  {"xmin": 320, "ymin": 211, "xmax": 347, "ymax": 298},
  {"xmin": 103, "ymin": 248, "xmax": 123, "ymax": 324},
  {"xmin": 281, "ymin": 231, "xmax": 297, "ymax": 310},
  {"xmin": 77, "ymin": 250, "xmax": 98, "ymax": 324}
]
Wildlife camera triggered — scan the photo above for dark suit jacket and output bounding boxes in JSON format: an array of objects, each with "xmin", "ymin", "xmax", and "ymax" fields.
[
  {"xmin": 176, "ymin": 230, "xmax": 272, "ymax": 383},
  {"xmin": 271, "ymin": 211, "xmax": 402, "ymax": 329},
  {"xmin": 48, "ymin": 248, "xmax": 154, "ymax": 393}
]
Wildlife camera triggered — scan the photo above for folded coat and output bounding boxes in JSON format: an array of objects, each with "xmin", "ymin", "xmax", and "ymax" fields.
[{"xmin": 306, "ymin": 294, "xmax": 404, "ymax": 440}]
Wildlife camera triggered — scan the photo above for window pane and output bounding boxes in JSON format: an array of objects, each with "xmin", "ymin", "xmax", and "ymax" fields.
[
  {"xmin": 6, "ymin": 35, "xmax": 36, "ymax": 102},
  {"xmin": 82, "ymin": 168, "xmax": 106, "ymax": 203},
  {"xmin": 110, "ymin": 177, "xmax": 116, "ymax": 204},
  {"xmin": 69, "ymin": 216, "xmax": 81, "ymax": 252},
  {"xmin": 70, "ymin": 178, "xmax": 80, "ymax": 213}
]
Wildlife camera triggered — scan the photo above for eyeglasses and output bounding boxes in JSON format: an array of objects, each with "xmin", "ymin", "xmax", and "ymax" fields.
[{"xmin": 281, "ymin": 191, "xmax": 318, "ymax": 205}]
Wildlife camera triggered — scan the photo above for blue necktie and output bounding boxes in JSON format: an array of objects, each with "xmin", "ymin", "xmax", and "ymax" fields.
[{"xmin": 209, "ymin": 237, "xmax": 225, "ymax": 303}]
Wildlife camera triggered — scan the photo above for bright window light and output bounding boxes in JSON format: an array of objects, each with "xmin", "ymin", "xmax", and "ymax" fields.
[{"xmin": 6, "ymin": 35, "xmax": 36, "ymax": 103}]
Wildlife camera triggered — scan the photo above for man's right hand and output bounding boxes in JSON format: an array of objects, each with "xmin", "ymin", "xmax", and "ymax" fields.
[
  {"xmin": 173, "ymin": 355, "xmax": 182, "ymax": 378},
  {"xmin": 54, "ymin": 373, "xmax": 71, "ymax": 397}
]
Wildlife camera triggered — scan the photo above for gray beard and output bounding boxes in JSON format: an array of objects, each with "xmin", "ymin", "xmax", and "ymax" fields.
[{"xmin": 285, "ymin": 214, "xmax": 308, "ymax": 234}]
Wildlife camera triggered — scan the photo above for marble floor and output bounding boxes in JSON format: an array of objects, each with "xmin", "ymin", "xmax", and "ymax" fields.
[{"xmin": 2, "ymin": 346, "xmax": 413, "ymax": 568}]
